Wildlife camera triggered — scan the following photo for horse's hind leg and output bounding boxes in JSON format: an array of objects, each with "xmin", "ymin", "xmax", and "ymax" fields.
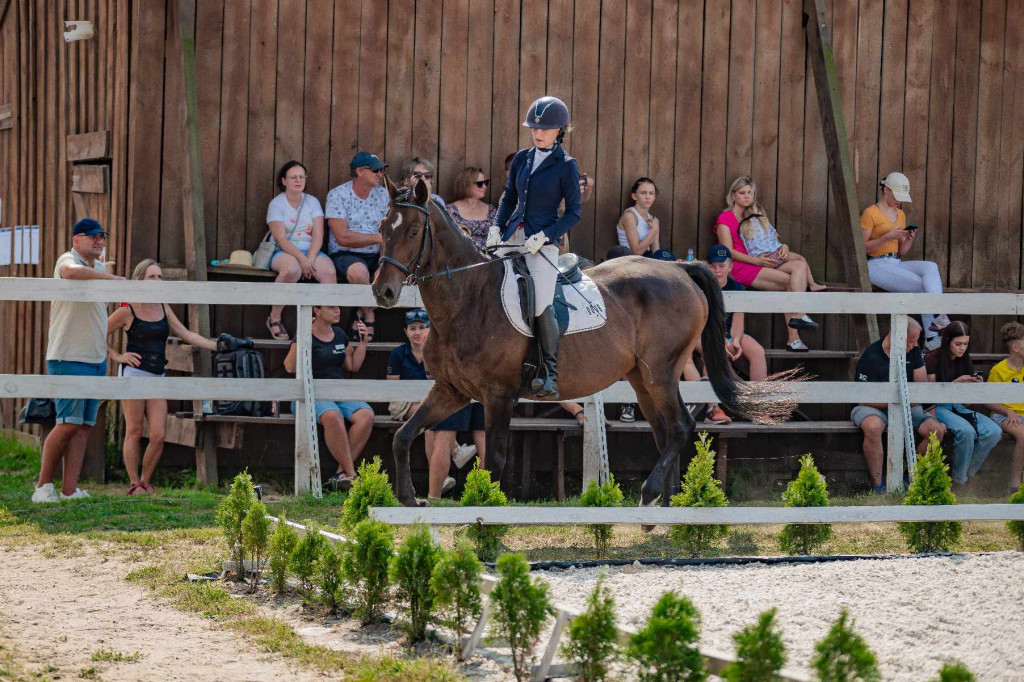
[
  {"xmin": 637, "ymin": 379, "xmax": 696, "ymax": 509},
  {"xmin": 393, "ymin": 383, "xmax": 468, "ymax": 507}
]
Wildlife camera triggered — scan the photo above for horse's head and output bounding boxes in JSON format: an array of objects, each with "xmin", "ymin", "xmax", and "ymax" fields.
[{"xmin": 372, "ymin": 174, "xmax": 432, "ymax": 308}]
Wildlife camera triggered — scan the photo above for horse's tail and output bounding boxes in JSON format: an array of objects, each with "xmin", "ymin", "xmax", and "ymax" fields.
[{"xmin": 679, "ymin": 262, "xmax": 744, "ymax": 413}]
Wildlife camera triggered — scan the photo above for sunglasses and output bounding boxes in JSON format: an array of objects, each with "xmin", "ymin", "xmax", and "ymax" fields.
[
  {"xmin": 474, "ymin": 179, "xmax": 489, "ymax": 188},
  {"xmin": 412, "ymin": 172, "xmax": 434, "ymax": 181},
  {"xmin": 84, "ymin": 233, "xmax": 107, "ymax": 241},
  {"xmin": 360, "ymin": 166, "xmax": 384, "ymax": 174}
]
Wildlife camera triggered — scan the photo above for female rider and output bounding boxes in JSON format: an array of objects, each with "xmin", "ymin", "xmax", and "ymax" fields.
[{"xmin": 488, "ymin": 95, "xmax": 582, "ymax": 399}]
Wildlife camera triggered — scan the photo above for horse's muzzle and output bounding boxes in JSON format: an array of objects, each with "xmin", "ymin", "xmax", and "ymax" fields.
[{"xmin": 371, "ymin": 282, "xmax": 401, "ymax": 308}]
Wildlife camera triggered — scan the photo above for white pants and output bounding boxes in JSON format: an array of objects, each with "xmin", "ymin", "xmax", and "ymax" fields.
[
  {"xmin": 868, "ymin": 256, "xmax": 943, "ymax": 335},
  {"xmin": 499, "ymin": 227, "xmax": 560, "ymax": 316}
]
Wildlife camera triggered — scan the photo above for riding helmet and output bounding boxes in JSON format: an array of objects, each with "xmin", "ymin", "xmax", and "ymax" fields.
[{"xmin": 522, "ymin": 96, "xmax": 570, "ymax": 130}]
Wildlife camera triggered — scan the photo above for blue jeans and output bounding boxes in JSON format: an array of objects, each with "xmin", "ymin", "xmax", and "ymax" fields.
[
  {"xmin": 46, "ymin": 359, "xmax": 107, "ymax": 426},
  {"xmin": 933, "ymin": 404, "xmax": 1001, "ymax": 484}
]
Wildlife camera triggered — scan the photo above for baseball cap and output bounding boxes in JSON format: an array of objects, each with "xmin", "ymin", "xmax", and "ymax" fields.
[
  {"xmin": 72, "ymin": 218, "xmax": 105, "ymax": 237},
  {"xmin": 707, "ymin": 244, "xmax": 731, "ymax": 263},
  {"xmin": 350, "ymin": 151, "xmax": 388, "ymax": 172},
  {"xmin": 881, "ymin": 171, "xmax": 912, "ymax": 203},
  {"xmin": 404, "ymin": 308, "xmax": 430, "ymax": 327}
]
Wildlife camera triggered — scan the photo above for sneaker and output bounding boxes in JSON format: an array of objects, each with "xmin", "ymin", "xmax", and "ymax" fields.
[
  {"xmin": 441, "ymin": 476, "xmax": 457, "ymax": 495},
  {"xmin": 924, "ymin": 335, "xmax": 941, "ymax": 351},
  {"xmin": 705, "ymin": 407, "xmax": 732, "ymax": 425},
  {"xmin": 619, "ymin": 404, "xmax": 635, "ymax": 423},
  {"xmin": 32, "ymin": 483, "xmax": 59, "ymax": 504},
  {"xmin": 452, "ymin": 443, "xmax": 478, "ymax": 469},
  {"xmin": 871, "ymin": 477, "xmax": 887, "ymax": 494},
  {"xmin": 929, "ymin": 314, "xmax": 951, "ymax": 333},
  {"xmin": 58, "ymin": 488, "xmax": 90, "ymax": 501}
]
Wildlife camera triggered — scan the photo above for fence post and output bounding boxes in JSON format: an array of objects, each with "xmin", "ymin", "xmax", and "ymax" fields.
[
  {"xmin": 582, "ymin": 391, "xmax": 609, "ymax": 488},
  {"xmin": 887, "ymin": 313, "xmax": 908, "ymax": 492},
  {"xmin": 294, "ymin": 305, "xmax": 322, "ymax": 497}
]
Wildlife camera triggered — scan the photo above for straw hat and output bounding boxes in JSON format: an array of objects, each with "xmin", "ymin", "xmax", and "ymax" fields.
[{"xmin": 227, "ymin": 250, "xmax": 258, "ymax": 268}]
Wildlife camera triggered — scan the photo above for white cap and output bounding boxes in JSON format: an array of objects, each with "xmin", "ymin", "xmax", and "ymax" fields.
[{"xmin": 881, "ymin": 171, "xmax": 912, "ymax": 203}]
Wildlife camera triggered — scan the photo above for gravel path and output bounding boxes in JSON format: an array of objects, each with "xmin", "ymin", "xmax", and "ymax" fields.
[{"xmin": 537, "ymin": 551, "xmax": 1024, "ymax": 681}]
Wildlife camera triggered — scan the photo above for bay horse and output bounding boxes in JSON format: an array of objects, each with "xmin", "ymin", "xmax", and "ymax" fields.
[{"xmin": 371, "ymin": 175, "xmax": 755, "ymax": 508}]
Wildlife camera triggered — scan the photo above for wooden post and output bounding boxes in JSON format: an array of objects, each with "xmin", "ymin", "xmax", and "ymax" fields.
[
  {"xmin": 582, "ymin": 392, "xmax": 609, "ymax": 488},
  {"xmin": 176, "ymin": 0, "xmax": 218, "ymax": 486},
  {"xmin": 533, "ymin": 609, "xmax": 571, "ymax": 681},
  {"xmin": 887, "ymin": 313, "xmax": 907, "ymax": 492},
  {"xmin": 553, "ymin": 432, "xmax": 566, "ymax": 502},
  {"xmin": 294, "ymin": 305, "xmax": 322, "ymax": 497},
  {"xmin": 803, "ymin": 0, "xmax": 878, "ymax": 346}
]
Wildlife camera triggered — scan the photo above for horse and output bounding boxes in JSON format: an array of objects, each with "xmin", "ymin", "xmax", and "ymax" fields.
[{"xmin": 371, "ymin": 175, "xmax": 758, "ymax": 508}]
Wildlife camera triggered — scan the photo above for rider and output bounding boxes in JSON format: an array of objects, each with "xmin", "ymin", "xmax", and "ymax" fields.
[{"xmin": 488, "ymin": 95, "xmax": 582, "ymax": 399}]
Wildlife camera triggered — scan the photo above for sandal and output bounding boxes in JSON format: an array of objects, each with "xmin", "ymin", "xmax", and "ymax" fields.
[
  {"xmin": 326, "ymin": 472, "xmax": 355, "ymax": 491},
  {"xmin": 126, "ymin": 483, "xmax": 144, "ymax": 495},
  {"xmin": 142, "ymin": 483, "xmax": 157, "ymax": 494},
  {"xmin": 266, "ymin": 317, "xmax": 290, "ymax": 341},
  {"xmin": 787, "ymin": 339, "xmax": 810, "ymax": 353},
  {"xmin": 572, "ymin": 410, "xmax": 585, "ymax": 425}
]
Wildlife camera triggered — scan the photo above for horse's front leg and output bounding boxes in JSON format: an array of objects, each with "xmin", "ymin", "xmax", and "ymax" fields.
[
  {"xmin": 482, "ymin": 395, "xmax": 516, "ymax": 490},
  {"xmin": 393, "ymin": 383, "xmax": 468, "ymax": 507}
]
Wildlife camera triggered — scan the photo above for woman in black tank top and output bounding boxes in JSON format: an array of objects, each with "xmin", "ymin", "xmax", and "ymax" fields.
[{"xmin": 107, "ymin": 260, "xmax": 219, "ymax": 495}]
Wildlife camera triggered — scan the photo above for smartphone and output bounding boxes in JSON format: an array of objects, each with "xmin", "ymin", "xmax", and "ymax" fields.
[
  {"xmin": 972, "ymin": 371, "xmax": 985, "ymax": 378},
  {"xmin": 905, "ymin": 224, "xmax": 919, "ymax": 231}
]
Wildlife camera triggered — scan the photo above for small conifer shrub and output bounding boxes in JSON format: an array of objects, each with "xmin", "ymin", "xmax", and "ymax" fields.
[
  {"xmin": 931, "ymin": 661, "xmax": 975, "ymax": 682},
  {"xmin": 670, "ymin": 432, "xmax": 729, "ymax": 557},
  {"xmin": 898, "ymin": 434, "xmax": 962, "ymax": 553},
  {"xmin": 341, "ymin": 457, "xmax": 399, "ymax": 528},
  {"xmin": 216, "ymin": 471, "xmax": 258, "ymax": 580},
  {"xmin": 460, "ymin": 466, "xmax": 509, "ymax": 561},
  {"xmin": 430, "ymin": 539, "xmax": 483, "ymax": 658},
  {"xmin": 778, "ymin": 454, "xmax": 832, "ymax": 555},
  {"xmin": 811, "ymin": 608, "xmax": 880, "ymax": 682},
  {"xmin": 289, "ymin": 522, "xmax": 328, "ymax": 595},
  {"xmin": 1007, "ymin": 476, "xmax": 1024, "ymax": 551},
  {"xmin": 562, "ymin": 572, "xmax": 620, "ymax": 682},
  {"xmin": 723, "ymin": 608, "xmax": 786, "ymax": 682},
  {"xmin": 580, "ymin": 476, "xmax": 624, "ymax": 557},
  {"xmin": 314, "ymin": 542, "xmax": 345, "ymax": 615},
  {"xmin": 626, "ymin": 591, "xmax": 706, "ymax": 682},
  {"xmin": 390, "ymin": 524, "xmax": 442, "ymax": 642},
  {"xmin": 342, "ymin": 518, "xmax": 394, "ymax": 624},
  {"xmin": 489, "ymin": 553, "xmax": 553, "ymax": 681},
  {"xmin": 240, "ymin": 500, "xmax": 272, "ymax": 591},
  {"xmin": 267, "ymin": 515, "xmax": 299, "ymax": 594}
]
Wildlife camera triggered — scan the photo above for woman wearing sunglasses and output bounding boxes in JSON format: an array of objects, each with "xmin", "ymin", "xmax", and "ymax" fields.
[
  {"xmin": 400, "ymin": 157, "xmax": 446, "ymax": 207},
  {"xmin": 448, "ymin": 166, "xmax": 497, "ymax": 249}
]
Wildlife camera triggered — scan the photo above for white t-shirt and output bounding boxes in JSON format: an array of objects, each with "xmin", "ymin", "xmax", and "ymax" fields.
[
  {"xmin": 266, "ymin": 192, "xmax": 323, "ymax": 255},
  {"xmin": 46, "ymin": 249, "xmax": 108, "ymax": 364},
  {"xmin": 617, "ymin": 207, "xmax": 653, "ymax": 249},
  {"xmin": 324, "ymin": 181, "xmax": 389, "ymax": 254}
]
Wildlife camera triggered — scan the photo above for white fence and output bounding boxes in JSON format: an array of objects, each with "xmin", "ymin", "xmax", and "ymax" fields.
[{"xmin": 2, "ymin": 276, "xmax": 1023, "ymax": 496}]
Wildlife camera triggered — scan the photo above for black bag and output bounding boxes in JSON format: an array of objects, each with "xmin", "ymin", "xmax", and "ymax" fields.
[
  {"xmin": 18, "ymin": 398, "xmax": 56, "ymax": 425},
  {"xmin": 213, "ymin": 349, "xmax": 272, "ymax": 417}
]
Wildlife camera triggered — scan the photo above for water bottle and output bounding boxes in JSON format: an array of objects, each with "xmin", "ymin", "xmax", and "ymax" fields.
[
  {"xmin": 210, "ymin": 258, "xmax": 228, "ymax": 266},
  {"xmin": 685, "ymin": 248, "xmax": 695, "ymax": 262},
  {"xmin": 202, "ymin": 400, "xmax": 213, "ymax": 414}
]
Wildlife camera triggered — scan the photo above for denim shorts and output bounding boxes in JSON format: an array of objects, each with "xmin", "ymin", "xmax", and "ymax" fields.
[
  {"xmin": 292, "ymin": 400, "xmax": 373, "ymax": 423},
  {"xmin": 47, "ymin": 359, "xmax": 107, "ymax": 426},
  {"xmin": 990, "ymin": 411, "xmax": 1023, "ymax": 428},
  {"xmin": 432, "ymin": 403, "xmax": 486, "ymax": 432},
  {"xmin": 851, "ymin": 404, "xmax": 929, "ymax": 429}
]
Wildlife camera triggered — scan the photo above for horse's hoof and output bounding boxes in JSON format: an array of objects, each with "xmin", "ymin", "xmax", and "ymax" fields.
[
  {"xmin": 399, "ymin": 496, "xmax": 420, "ymax": 508},
  {"xmin": 639, "ymin": 497, "xmax": 660, "ymax": 533}
]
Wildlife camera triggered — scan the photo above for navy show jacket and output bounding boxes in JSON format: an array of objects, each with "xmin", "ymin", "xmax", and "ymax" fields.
[{"xmin": 494, "ymin": 144, "xmax": 582, "ymax": 244}]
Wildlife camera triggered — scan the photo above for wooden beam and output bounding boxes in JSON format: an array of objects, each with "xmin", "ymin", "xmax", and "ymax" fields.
[
  {"xmin": 803, "ymin": 0, "xmax": 878, "ymax": 344},
  {"xmin": 66, "ymin": 131, "xmax": 111, "ymax": 160},
  {"xmin": 70, "ymin": 165, "xmax": 109, "ymax": 194},
  {"xmin": 0, "ymin": 0, "xmax": 11, "ymax": 29},
  {"xmin": 0, "ymin": 103, "xmax": 11, "ymax": 130}
]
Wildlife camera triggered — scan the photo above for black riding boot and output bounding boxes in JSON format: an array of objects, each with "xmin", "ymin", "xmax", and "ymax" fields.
[{"xmin": 531, "ymin": 305, "xmax": 561, "ymax": 398}]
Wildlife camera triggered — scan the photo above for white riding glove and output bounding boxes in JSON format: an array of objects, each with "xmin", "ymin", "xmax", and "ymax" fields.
[
  {"xmin": 485, "ymin": 225, "xmax": 502, "ymax": 248},
  {"xmin": 524, "ymin": 232, "xmax": 548, "ymax": 254}
]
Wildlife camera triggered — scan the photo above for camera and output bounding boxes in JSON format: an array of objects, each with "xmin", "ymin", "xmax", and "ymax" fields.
[{"xmin": 216, "ymin": 333, "xmax": 254, "ymax": 353}]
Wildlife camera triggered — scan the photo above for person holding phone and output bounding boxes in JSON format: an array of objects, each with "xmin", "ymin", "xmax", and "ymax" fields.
[
  {"xmin": 861, "ymin": 171, "xmax": 947, "ymax": 350},
  {"xmin": 924, "ymin": 321, "xmax": 1001, "ymax": 485}
]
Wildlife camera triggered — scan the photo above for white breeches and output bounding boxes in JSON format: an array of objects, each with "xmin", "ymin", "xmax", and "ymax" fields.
[{"xmin": 499, "ymin": 227, "xmax": 560, "ymax": 316}]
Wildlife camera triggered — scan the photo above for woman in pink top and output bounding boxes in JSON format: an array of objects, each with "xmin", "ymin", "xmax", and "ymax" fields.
[{"xmin": 715, "ymin": 176, "xmax": 821, "ymax": 352}]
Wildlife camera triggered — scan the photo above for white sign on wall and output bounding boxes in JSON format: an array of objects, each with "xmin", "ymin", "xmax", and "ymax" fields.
[{"xmin": 0, "ymin": 225, "xmax": 41, "ymax": 265}]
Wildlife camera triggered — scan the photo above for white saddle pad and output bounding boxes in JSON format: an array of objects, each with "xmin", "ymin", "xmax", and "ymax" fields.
[{"xmin": 500, "ymin": 259, "xmax": 607, "ymax": 337}]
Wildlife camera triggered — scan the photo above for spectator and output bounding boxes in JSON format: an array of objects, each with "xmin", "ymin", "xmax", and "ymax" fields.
[
  {"xmin": 716, "ymin": 176, "xmax": 819, "ymax": 352},
  {"xmin": 924, "ymin": 321, "xmax": 1000, "ymax": 486},
  {"xmin": 448, "ymin": 166, "xmax": 497, "ymax": 249},
  {"xmin": 738, "ymin": 199, "xmax": 826, "ymax": 291},
  {"xmin": 861, "ymin": 171, "xmax": 946, "ymax": 350},
  {"xmin": 326, "ymin": 151, "xmax": 389, "ymax": 342},
  {"xmin": 605, "ymin": 245, "xmax": 632, "ymax": 261},
  {"xmin": 386, "ymin": 309, "xmax": 483, "ymax": 500},
  {"xmin": 399, "ymin": 157, "xmax": 446, "ymax": 206},
  {"xmin": 265, "ymin": 161, "xmax": 336, "ymax": 340},
  {"xmin": 106, "ymin": 259, "xmax": 219, "ymax": 495},
  {"xmin": 283, "ymin": 304, "xmax": 373, "ymax": 490},
  {"xmin": 33, "ymin": 218, "xmax": 125, "ymax": 504},
  {"xmin": 985, "ymin": 322, "xmax": 1024, "ymax": 494},
  {"xmin": 851, "ymin": 317, "xmax": 946, "ymax": 493},
  {"xmin": 616, "ymin": 178, "xmax": 661, "ymax": 255}
]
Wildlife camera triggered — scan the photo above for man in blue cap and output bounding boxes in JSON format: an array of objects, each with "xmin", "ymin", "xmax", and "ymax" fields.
[
  {"xmin": 325, "ymin": 151, "xmax": 390, "ymax": 342},
  {"xmin": 33, "ymin": 218, "xmax": 124, "ymax": 504}
]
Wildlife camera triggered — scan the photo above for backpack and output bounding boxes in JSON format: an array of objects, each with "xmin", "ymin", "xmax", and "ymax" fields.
[{"xmin": 213, "ymin": 349, "xmax": 272, "ymax": 416}]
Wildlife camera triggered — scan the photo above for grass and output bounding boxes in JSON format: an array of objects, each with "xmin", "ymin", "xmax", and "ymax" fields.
[{"xmin": 89, "ymin": 649, "xmax": 143, "ymax": 663}]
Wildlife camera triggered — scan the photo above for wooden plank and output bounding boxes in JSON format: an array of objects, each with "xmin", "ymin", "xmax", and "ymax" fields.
[
  {"xmin": 70, "ymin": 164, "xmax": 108, "ymax": 194},
  {"xmin": 1004, "ymin": 3, "xmax": 1024, "ymax": 292},
  {"xmin": 384, "ymin": 0, "xmax": 414, "ymax": 167},
  {"xmin": 274, "ymin": 0, "xmax": 306, "ymax": 170},
  {"xmin": 245, "ymin": 0, "xmax": 279, "ymax": 251},
  {"xmin": 159, "ymin": 2, "xmax": 188, "ymax": 267},
  {"xmin": 437, "ymin": 0, "xmax": 469, "ymax": 198},
  {"xmin": 948, "ymin": 0, "xmax": 981, "ymax": 288},
  {"xmin": 923, "ymin": 0, "xmax": 957, "ymax": 283},
  {"xmin": 195, "ymin": 0, "xmax": 224, "ymax": 255},
  {"xmin": 647, "ymin": 0, "xmax": 677, "ymax": 249},
  {"xmin": 545, "ymin": 0, "xmax": 573, "ymax": 123},
  {"xmin": 357, "ymin": 0, "xmax": 386, "ymax": 155},
  {"xmin": 851, "ymin": 0, "xmax": 883, "ymax": 208},
  {"xmin": 724, "ymin": 0, "xmax": 754, "ymax": 183},
  {"xmin": 621, "ymin": 0, "xmax": 651, "ymax": 204},
  {"xmin": 594, "ymin": 0, "xmax": 626, "ymax": 260},
  {"xmin": 0, "ymin": 102, "xmax": 10, "ymax": 129},
  {"xmin": 328, "ymin": 0, "xmax": 359, "ymax": 185},
  {"xmin": 777, "ymin": 0, "xmax": 806, "ymax": 256},
  {"xmin": 886, "ymin": 313, "xmax": 908, "ymax": 492},
  {"xmin": 294, "ymin": 304, "xmax": 321, "ymax": 496},
  {"xmin": 900, "ymin": 0, "xmax": 932, "ymax": 256},
  {"xmin": 301, "ymin": 0, "xmax": 333, "ymax": 203},
  {"xmin": 568, "ymin": 0, "xmax": 598, "ymax": 257},
  {"xmin": 751, "ymin": 0, "xmax": 782, "ymax": 222},
  {"xmin": 698, "ymin": 0, "xmax": 730, "ymax": 258},
  {"xmin": 517, "ymin": 0, "xmax": 547, "ymax": 150},
  {"xmin": 464, "ymin": 0, "xmax": 494, "ymax": 198},
  {"xmin": 66, "ymin": 130, "xmax": 110, "ymax": 160},
  {"xmin": 165, "ymin": 342, "xmax": 196, "ymax": 372},
  {"xmin": 670, "ymin": 0, "xmax": 704, "ymax": 258},
  {"xmin": 110, "ymin": 0, "xmax": 132, "ymax": 278},
  {"xmin": 877, "ymin": 0, "xmax": 907, "ymax": 186},
  {"xmin": 412, "ymin": 1, "xmax": 441, "ymax": 162}
]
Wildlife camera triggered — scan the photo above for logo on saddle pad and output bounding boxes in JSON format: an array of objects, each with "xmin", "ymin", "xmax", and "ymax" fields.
[{"xmin": 500, "ymin": 259, "xmax": 607, "ymax": 337}]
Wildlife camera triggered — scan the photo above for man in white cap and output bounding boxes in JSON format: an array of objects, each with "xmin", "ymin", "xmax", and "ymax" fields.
[{"xmin": 859, "ymin": 171, "xmax": 947, "ymax": 350}]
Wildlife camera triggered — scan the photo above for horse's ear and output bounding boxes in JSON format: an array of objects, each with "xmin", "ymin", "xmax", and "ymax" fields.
[
  {"xmin": 413, "ymin": 177, "xmax": 429, "ymax": 206},
  {"xmin": 383, "ymin": 173, "xmax": 399, "ymax": 200}
]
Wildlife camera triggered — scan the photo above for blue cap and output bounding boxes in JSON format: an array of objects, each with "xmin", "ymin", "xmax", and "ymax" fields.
[
  {"xmin": 650, "ymin": 248, "xmax": 677, "ymax": 262},
  {"xmin": 72, "ymin": 218, "xmax": 105, "ymax": 237},
  {"xmin": 349, "ymin": 151, "xmax": 388, "ymax": 172},
  {"xmin": 707, "ymin": 244, "xmax": 731, "ymax": 263},
  {"xmin": 404, "ymin": 308, "xmax": 429, "ymax": 327}
]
